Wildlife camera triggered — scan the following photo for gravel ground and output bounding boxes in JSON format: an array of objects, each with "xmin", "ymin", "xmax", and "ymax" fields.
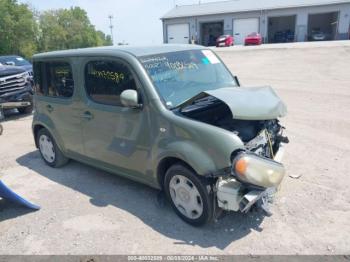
[{"xmin": 1, "ymin": 41, "xmax": 350, "ymax": 255}]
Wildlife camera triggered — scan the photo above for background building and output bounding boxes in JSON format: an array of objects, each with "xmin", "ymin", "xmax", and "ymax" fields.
[{"xmin": 161, "ymin": 0, "xmax": 350, "ymax": 45}]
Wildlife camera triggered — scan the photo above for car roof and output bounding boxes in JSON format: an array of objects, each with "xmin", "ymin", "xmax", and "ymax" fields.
[{"xmin": 33, "ymin": 44, "xmax": 206, "ymax": 60}]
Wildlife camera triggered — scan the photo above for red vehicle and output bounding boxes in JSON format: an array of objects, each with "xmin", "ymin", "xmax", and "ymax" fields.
[
  {"xmin": 216, "ymin": 35, "xmax": 234, "ymax": 47},
  {"xmin": 245, "ymin": 32, "xmax": 263, "ymax": 45}
]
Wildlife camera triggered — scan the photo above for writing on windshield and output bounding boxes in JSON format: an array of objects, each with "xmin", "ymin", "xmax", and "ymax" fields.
[{"xmin": 140, "ymin": 49, "xmax": 236, "ymax": 108}]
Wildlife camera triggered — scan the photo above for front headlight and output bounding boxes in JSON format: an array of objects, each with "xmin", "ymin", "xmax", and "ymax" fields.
[
  {"xmin": 233, "ymin": 153, "xmax": 285, "ymax": 188},
  {"xmin": 21, "ymin": 72, "xmax": 30, "ymax": 83}
]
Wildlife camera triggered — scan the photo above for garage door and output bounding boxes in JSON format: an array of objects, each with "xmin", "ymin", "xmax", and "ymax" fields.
[
  {"xmin": 233, "ymin": 18, "xmax": 259, "ymax": 45},
  {"xmin": 167, "ymin": 24, "xmax": 189, "ymax": 44}
]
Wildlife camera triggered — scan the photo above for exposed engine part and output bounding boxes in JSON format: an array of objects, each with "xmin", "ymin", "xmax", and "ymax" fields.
[
  {"xmin": 179, "ymin": 98, "xmax": 288, "ymax": 159},
  {"xmin": 216, "ymin": 177, "xmax": 242, "ymax": 211},
  {"xmin": 216, "ymin": 177, "xmax": 277, "ymax": 214}
]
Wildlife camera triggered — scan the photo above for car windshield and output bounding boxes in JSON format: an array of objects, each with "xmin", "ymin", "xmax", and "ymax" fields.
[
  {"xmin": 139, "ymin": 49, "xmax": 237, "ymax": 108},
  {"xmin": 0, "ymin": 56, "xmax": 31, "ymax": 66}
]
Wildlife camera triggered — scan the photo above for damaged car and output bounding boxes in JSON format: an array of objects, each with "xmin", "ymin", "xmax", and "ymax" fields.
[{"xmin": 32, "ymin": 45, "xmax": 288, "ymax": 226}]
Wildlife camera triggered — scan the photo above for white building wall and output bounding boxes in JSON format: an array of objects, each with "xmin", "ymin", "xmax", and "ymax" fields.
[{"xmin": 162, "ymin": 2, "xmax": 350, "ymax": 43}]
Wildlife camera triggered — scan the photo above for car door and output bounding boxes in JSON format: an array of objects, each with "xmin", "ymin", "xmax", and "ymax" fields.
[
  {"xmin": 34, "ymin": 59, "xmax": 84, "ymax": 154},
  {"xmin": 80, "ymin": 58, "xmax": 152, "ymax": 183}
]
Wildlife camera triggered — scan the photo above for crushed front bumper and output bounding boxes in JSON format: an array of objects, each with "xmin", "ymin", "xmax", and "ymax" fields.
[
  {"xmin": 216, "ymin": 144, "xmax": 285, "ymax": 215},
  {"xmin": 216, "ymin": 177, "xmax": 278, "ymax": 215}
]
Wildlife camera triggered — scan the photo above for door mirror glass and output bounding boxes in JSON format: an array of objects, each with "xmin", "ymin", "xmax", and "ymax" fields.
[{"xmin": 121, "ymin": 89, "xmax": 141, "ymax": 108}]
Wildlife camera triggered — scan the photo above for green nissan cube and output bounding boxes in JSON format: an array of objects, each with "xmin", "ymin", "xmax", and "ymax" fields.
[{"xmin": 32, "ymin": 45, "xmax": 288, "ymax": 226}]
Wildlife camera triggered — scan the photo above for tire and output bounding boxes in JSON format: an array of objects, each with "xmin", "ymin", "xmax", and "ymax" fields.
[
  {"xmin": 164, "ymin": 164, "xmax": 214, "ymax": 226},
  {"xmin": 37, "ymin": 128, "xmax": 69, "ymax": 168},
  {"xmin": 18, "ymin": 104, "xmax": 33, "ymax": 114}
]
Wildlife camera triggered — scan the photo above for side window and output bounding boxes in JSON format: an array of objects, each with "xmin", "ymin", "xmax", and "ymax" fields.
[
  {"xmin": 85, "ymin": 60, "xmax": 137, "ymax": 106},
  {"xmin": 46, "ymin": 62, "xmax": 74, "ymax": 98}
]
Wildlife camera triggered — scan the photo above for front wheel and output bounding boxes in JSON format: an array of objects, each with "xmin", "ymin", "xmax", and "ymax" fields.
[{"xmin": 164, "ymin": 164, "xmax": 214, "ymax": 226}]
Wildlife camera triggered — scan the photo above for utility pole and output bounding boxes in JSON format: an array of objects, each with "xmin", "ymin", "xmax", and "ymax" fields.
[{"xmin": 108, "ymin": 15, "xmax": 114, "ymax": 45}]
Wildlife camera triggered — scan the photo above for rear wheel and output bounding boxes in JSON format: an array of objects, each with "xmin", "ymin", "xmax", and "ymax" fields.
[
  {"xmin": 164, "ymin": 164, "xmax": 213, "ymax": 226},
  {"xmin": 37, "ymin": 128, "xmax": 68, "ymax": 168}
]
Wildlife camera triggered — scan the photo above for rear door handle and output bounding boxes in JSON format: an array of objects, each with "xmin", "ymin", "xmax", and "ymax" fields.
[
  {"xmin": 46, "ymin": 104, "xmax": 53, "ymax": 112},
  {"xmin": 81, "ymin": 111, "xmax": 93, "ymax": 120}
]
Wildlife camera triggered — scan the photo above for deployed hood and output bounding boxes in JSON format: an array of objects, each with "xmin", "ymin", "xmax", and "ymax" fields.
[{"xmin": 180, "ymin": 86, "xmax": 287, "ymax": 120}]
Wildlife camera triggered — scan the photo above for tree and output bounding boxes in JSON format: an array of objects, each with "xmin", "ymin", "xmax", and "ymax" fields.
[
  {"xmin": 96, "ymin": 30, "xmax": 113, "ymax": 46},
  {"xmin": 0, "ymin": 2, "xmax": 113, "ymax": 58},
  {"xmin": 38, "ymin": 7, "xmax": 113, "ymax": 52},
  {"xmin": 0, "ymin": 0, "xmax": 38, "ymax": 58}
]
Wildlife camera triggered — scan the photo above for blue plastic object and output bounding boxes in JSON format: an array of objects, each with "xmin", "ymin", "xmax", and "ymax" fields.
[{"xmin": 0, "ymin": 180, "xmax": 40, "ymax": 210}]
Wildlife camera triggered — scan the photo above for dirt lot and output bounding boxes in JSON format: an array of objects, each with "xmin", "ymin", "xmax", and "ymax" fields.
[{"xmin": 1, "ymin": 41, "xmax": 350, "ymax": 255}]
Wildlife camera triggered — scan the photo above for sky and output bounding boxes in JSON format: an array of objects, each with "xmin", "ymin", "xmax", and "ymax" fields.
[{"xmin": 19, "ymin": 0, "xmax": 222, "ymax": 45}]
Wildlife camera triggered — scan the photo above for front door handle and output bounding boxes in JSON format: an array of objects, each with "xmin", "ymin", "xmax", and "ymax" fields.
[
  {"xmin": 81, "ymin": 111, "xmax": 93, "ymax": 120},
  {"xmin": 46, "ymin": 104, "xmax": 53, "ymax": 112}
]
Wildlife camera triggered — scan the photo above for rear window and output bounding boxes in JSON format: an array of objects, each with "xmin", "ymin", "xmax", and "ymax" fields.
[{"xmin": 33, "ymin": 61, "xmax": 74, "ymax": 98}]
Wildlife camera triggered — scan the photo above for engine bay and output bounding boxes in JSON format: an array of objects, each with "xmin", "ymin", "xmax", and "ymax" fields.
[{"xmin": 178, "ymin": 95, "xmax": 288, "ymax": 159}]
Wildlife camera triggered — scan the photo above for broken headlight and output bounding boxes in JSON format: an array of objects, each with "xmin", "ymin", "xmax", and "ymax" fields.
[{"xmin": 233, "ymin": 153, "xmax": 285, "ymax": 188}]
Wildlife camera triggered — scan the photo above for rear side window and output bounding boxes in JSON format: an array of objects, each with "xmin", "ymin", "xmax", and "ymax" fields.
[
  {"xmin": 84, "ymin": 60, "xmax": 137, "ymax": 106},
  {"xmin": 33, "ymin": 61, "xmax": 74, "ymax": 98},
  {"xmin": 33, "ymin": 62, "xmax": 44, "ymax": 96},
  {"xmin": 46, "ymin": 62, "xmax": 74, "ymax": 98}
]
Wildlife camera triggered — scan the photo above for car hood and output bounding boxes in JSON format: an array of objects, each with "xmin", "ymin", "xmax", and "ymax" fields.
[
  {"xmin": 179, "ymin": 86, "xmax": 287, "ymax": 120},
  {"xmin": 19, "ymin": 64, "xmax": 33, "ymax": 72},
  {"xmin": 0, "ymin": 66, "xmax": 25, "ymax": 77}
]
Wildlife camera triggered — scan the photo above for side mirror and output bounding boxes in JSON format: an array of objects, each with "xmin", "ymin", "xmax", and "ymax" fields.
[{"xmin": 120, "ymin": 89, "xmax": 141, "ymax": 108}]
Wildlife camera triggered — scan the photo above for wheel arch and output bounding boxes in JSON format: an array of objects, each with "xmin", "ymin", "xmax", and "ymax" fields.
[
  {"xmin": 157, "ymin": 157, "xmax": 197, "ymax": 190},
  {"xmin": 32, "ymin": 122, "xmax": 65, "ymax": 153}
]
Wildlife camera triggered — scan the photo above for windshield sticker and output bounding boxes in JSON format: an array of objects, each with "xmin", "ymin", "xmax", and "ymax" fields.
[
  {"xmin": 201, "ymin": 58, "xmax": 210, "ymax": 65},
  {"xmin": 16, "ymin": 57, "xmax": 24, "ymax": 61},
  {"xmin": 201, "ymin": 50, "xmax": 220, "ymax": 64}
]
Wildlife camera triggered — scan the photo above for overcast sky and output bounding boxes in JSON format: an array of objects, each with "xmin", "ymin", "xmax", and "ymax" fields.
[{"xmin": 19, "ymin": 0, "xmax": 221, "ymax": 45}]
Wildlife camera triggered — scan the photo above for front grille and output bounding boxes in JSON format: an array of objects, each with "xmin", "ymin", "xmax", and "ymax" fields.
[{"xmin": 0, "ymin": 72, "xmax": 27, "ymax": 95}]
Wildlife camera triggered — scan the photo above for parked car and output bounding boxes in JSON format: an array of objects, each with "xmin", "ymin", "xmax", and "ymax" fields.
[
  {"xmin": 0, "ymin": 55, "xmax": 33, "ymax": 77},
  {"xmin": 216, "ymin": 35, "xmax": 234, "ymax": 47},
  {"xmin": 273, "ymin": 30, "xmax": 295, "ymax": 43},
  {"xmin": 32, "ymin": 45, "xmax": 288, "ymax": 226},
  {"xmin": 0, "ymin": 65, "xmax": 33, "ymax": 114},
  {"xmin": 244, "ymin": 32, "xmax": 263, "ymax": 45},
  {"xmin": 0, "ymin": 104, "xmax": 3, "ymax": 135},
  {"xmin": 310, "ymin": 30, "xmax": 327, "ymax": 41}
]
